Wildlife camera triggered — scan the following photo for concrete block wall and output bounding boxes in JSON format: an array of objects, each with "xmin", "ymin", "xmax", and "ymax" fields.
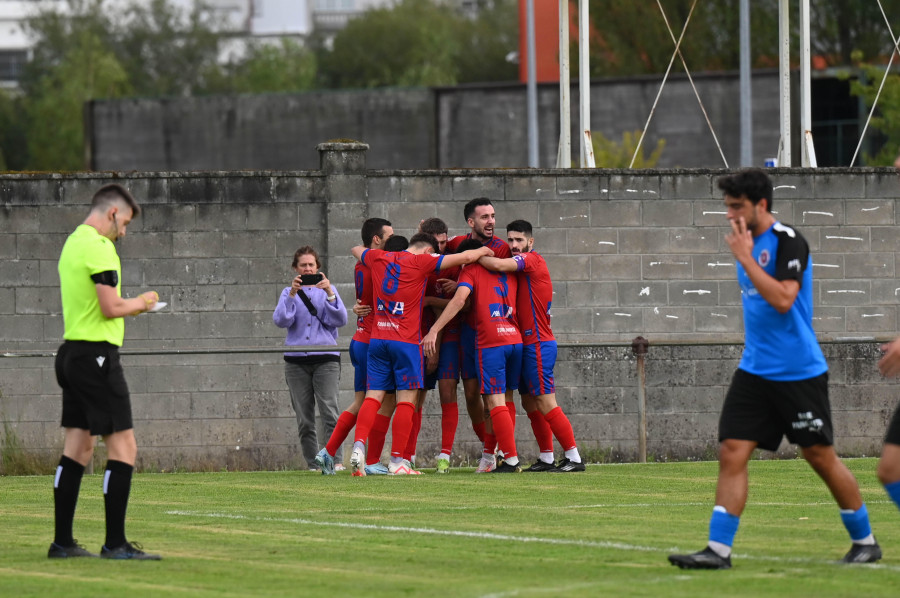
[{"xmin": 1, "ymin": 145, "xmax": 899, "ymax": 471}]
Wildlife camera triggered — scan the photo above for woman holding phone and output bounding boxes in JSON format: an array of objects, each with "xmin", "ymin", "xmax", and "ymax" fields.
[{"xmin": 273, "ymin": 246, "xmax": 348, "ymax": 471}]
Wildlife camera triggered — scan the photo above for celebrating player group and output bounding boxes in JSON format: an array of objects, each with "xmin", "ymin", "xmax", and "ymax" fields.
[{"xmin": 313, "ymin": 198, "xmax": 584, "ymax": 476}]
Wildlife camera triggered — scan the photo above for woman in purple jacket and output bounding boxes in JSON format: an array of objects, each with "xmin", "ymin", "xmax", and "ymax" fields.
[{"xmin": 273, "ymin": 246, "xmax": 348, "ymax": 470}]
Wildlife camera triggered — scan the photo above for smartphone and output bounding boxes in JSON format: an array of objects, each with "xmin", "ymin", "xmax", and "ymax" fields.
[{"xmin": 300, "ymin": 273, "xmax": 324, "ymax": 286}]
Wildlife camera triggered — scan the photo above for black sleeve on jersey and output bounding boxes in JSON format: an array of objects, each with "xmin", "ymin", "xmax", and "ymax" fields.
[
  {"xmin": 773, "ymin": 226, "xmax": 809, "ymax": 285},
  {"xmin": 91, "ymin": 270, "xmax": 119, "ymax": 287}
]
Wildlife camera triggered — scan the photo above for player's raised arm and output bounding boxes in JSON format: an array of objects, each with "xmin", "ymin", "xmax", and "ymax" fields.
[
  {"xmin": 478, "ymin": 255, "xmax": 518, "ymax": 272},
  {"xmin": 439, "ymin": 245, "xmax": 493, "ymax": 270}
]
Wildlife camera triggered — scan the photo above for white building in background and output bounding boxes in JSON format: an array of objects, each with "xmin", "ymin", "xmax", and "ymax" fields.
[{"xmin": 0, "ymin": 0, "xmax": 400, "ymax": 88}]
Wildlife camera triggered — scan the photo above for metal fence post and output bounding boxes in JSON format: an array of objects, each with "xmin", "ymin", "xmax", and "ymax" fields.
[{"xmin": 631, "ymin": 336, "xmax": 649, "ymax": 463}]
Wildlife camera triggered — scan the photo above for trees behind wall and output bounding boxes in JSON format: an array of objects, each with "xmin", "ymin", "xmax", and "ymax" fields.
[{"xmin": 1, "ymin": 0, "xmax": 898, "ymax": 171}]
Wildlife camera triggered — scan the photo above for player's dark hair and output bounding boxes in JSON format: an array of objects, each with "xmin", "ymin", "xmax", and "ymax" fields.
[
  {"xmin": 463, "ymin": 197, "xmax": 493, "ymax": 221},
  {"xmin": 717, "ymin": 168, "xmax": 775, "ymax": 211},
  {"xmin": 383, "ymin": 235, "xmax": 409, "ymax": 252},
  {"xmin": 419, "ymin": 217, "xmax": 448, "ymax": 236},
  {"xmin": 456, "ymin": 238, "xmax": 484, "ymax": 253},
  {"xmin": 409, "ymin": 232, "xmax": 439, "ymax": 253},
  {"xmin": 292, "ymin": 246, "xmax": 321, "ymax": 269},
  {"xmin": 506, "ymin": 219, "xmax": 533, "ymax": 236},
  {"xmin": 91, "ymin": 184, "xmax": 140, "ymax": 218},
  {"xmin": 361, "ymin": 218, "xmax": 392, "ymax": 247}
]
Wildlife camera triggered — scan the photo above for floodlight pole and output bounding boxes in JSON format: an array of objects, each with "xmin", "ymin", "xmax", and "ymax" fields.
[
  {"xmin": 526, "ymin": 0, "xmax": 539, "ymax": 168},
  {"xmin": 578, "ymin": 0, "xmax": 594, "ymax": 167},
  {"xmin": 557, "ymin": 0, "xmax": 571, "ymax": 168},
  {"xmin": 799, "ymin": 0, "xmax": 817, "ymax": 167},
  {"xmin": 739, "ymin": 0, "xmax": 752, "ymax": 166},
  {"xmin": 777, "ymin": 0, "xmax": 791, "ymax": 167}
]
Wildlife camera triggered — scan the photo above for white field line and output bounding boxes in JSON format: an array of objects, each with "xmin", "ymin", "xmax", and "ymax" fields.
[{"xmin": 165, "ymin": 508, "xmax": 900, "ymax": 571}]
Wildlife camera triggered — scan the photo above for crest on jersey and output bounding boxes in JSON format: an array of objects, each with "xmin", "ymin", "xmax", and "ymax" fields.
[{"xmin": 758, "ymin": 249, "xmax": 770, "ymax": 267}]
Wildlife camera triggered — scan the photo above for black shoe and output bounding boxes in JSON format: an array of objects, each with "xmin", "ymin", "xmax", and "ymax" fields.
[
  {"xmin": 525, "ymin": 460, "xmax": 558, "ymax": 472},
  {"xmin": 490, "ymin": 462, "xmax": 522, "ymax": 473},
  {"xmin": 552, "ymin": 458, "xmax": 586, "ymax": 472},
  {"xmin": 668, "ymin": 547, "xmax": 732, "ymax": 570},
  {"xmin": 841, "ymin": 541, "xmax": 882, "ymax": 564},
  {"xmin": 48, "ymin": 541, "xmax": 98, "ymax": 559},
  {"xmin": 101, "ymin": 541, "xmax": 162, "ymax": 561}
]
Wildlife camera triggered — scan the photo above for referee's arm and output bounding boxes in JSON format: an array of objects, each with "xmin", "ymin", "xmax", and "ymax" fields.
[{"xmin": 96, "ymin": 284, "xmax": 158, "ymax": 318}]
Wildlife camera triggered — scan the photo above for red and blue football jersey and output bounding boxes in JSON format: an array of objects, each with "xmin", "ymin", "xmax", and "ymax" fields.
[
  {"xmin": 513, "ymin": 251, "xmax": 555, "ymax": 345},
  {"xmin": 457, "ymin": 262, "xmax": 521, "ymax": 349},
  {"xmin": 361, "ymin": 248, "xmax": 444, "ymax": 344}
]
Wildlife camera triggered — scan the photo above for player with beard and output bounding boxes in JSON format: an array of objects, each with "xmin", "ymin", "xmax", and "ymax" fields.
[
  {"xmin": 477, "ymin": 220, "xmax": 584, "ymax": 472},
  {"xmin": 422, "ymin": 239, "xmax": 523, "ymax": 473},
  {"xmin": 444, "ymin": 199, "xmax": 514, "ymax": 464}
]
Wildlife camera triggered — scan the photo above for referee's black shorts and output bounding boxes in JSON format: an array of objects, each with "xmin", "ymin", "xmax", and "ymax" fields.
[
  {"xmin": 55, "ymin": 340, "xmax": 133, "ymax": 435},
  {"xmin": 719, "ymin": 368, "xmax": 833, "ymax": 451}
]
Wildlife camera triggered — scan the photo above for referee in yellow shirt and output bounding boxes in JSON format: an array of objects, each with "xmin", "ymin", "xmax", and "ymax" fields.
[{"xmin": 50, "ymin": 184, "xmax": 161, "ymax": 560}]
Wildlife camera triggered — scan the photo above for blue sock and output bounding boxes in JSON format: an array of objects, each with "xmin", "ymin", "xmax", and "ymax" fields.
[
  {"xmin": 885, "ymin": 480, "xmax": 900, "ymax": 511},
  {"xmin": 708, "ymin": 506, "xmax": 740, "ymax": 547},
  {"xmin": 840, "ymin": 504, "xmax": 872, "ymax": 542}
]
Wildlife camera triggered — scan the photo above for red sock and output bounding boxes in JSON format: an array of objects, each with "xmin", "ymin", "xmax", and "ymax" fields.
[
  {"xmin": 326, "ymin": 411, "xmax": 357, "ymax": 456},
  {"xmin": 440, "ymin": 403, "xmax": 458, "ymax": 455},
  {"xmin": 490, "ymin": 405, "xmax": 517, "ymax": 459},
  {"xmin": 367, "ymin": 412, "xmax": 391, "ymax": 465},
  {"xmin": 353, "ymin": 398, "xmax": 381, "ymax": 445},
  {"xmin": 506, "ymin": 401, "xmax": 517, "ymax": 430},
  {"xmin": 403, "ymin": 408, "xmax": 423, "ymax": 461},
  {"xmin": 483, "ymin": 432, "xmax": 497, "ymax": 455},
  {"xmin": 545, "ymin": 406, "xmax": 577, "ymax": 451},
  {"xmin": 527, "ymin": 409, "xmax": 554, "ymax": 454},
  {"xmin": 472, "ymin": 420, "xmax": 486, "ymax": 443},
  {"xmin": 390, "ymin": 402, "xmax": 416, "ymax": 459}
]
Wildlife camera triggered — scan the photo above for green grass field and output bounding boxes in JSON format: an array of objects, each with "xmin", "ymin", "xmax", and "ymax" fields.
[{"xmin": 2, "ymin": 459, "xmax": 899, "ymax": 597}]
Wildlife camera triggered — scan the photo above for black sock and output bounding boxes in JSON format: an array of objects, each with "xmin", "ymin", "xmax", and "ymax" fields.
[
  {"xmin": 53, "ymin": 456, "xmax": 85, "ymax": 546},
  {"xmin": 103, "ymin": 460, "xmax": 133, "ymax": 549}
]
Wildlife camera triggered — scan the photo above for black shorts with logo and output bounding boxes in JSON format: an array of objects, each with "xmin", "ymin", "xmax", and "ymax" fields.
[
  {"xmin": 885, "ymin": 403, "xmax": 900, "ymax": 446},
  {"xmin": 719, "ymin": 368, "xmax": 833, "ymax": 451},
  {"xmin": 55, "ymin": 341, "xmax": 133, "ymax": 435}
]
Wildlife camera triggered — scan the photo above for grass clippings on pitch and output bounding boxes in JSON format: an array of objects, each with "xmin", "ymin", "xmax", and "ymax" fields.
[{"xmin": 1, "ymin": 459, "xmax": 898, "ymax": 597}]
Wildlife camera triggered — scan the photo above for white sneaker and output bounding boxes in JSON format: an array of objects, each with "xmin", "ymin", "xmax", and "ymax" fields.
[
  {"xmin": 475, "ymin": 456, "xmax": 496, "ymax": 473},
  {"xmin": 388, "ymin": 459, "xmax": 423, "ymax": 475},
  {"xmin": 350, "ymin": 447, "xmax": 366, "ymax": 477}
]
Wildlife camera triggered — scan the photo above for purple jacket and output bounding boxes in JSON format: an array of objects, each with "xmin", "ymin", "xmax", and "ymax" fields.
[{"xmin": 272, "ymin": 286, "xmax": 348, "ymax": 357}]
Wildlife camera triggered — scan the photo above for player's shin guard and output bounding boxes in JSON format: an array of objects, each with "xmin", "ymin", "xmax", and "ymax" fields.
[
  {"xmin": 527, "ymin": 409, "xmax": 554, "ymax": 454},
  {"xmin": 840, "ymin": 504, "xmax": 875, "ymax": 543},
  {"xmin": 403, "ymin": 408, "xmax": 423, "ymax": 461},
  {"xmin": 53, "ymin": 456, "xmax": 85, "ymax": 546},
  {"xmin": 390, "ymin": 402, "xmax": 415, "ymax": 460},
  {"xmin": 708, "ymin": 506, "xmax": 740, "ymax": 556},
  {"xmin": 505, "ymin": 401, "xmax": 517, "ymax": 431},
  {"xmin": 103, "ymin": 460, "xmax": 134, "ymax": 549},
  {"xmin": 353, "ymin": 398, "xmax": 381, "ymax": 446},
  {"xmin": 367, "ymin": 412, "xmax": 392, "ymax": 466},
  {"xmin": 472, "ymin": 420, "xmax": 487, "ymax": 443},
  {"xmin": 545, "ymin": 406, "xmax": 577, "ymax": 452},
  {"xmin": 490, "ymin": 405, "xmax": 518, "ymax": 464},
  {"xmin": 440, "ymin": 402, "xmax": 459, "ymax": 455},
  {"xmin": 885, "ymin": 480, "xmax": 900, "ymax": 511},
  {"xmin": 326, "ymin": 411, "xmax": 357, "ymax": 457}
]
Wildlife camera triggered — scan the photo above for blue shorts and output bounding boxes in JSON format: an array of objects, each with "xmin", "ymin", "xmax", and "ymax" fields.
[
  {"xmin": 367, "ymin": 338, "xmax": 425, "ymax": 391},
  {"xmin": 519, "ymin": 341, "xmax": 556, "ymax": 396},
  {"xmin": 437, "ymin": 340, "xmax": 460, "ymax": 381},
  {"xmin": 349, "ymin": 339, "xmax": 369, "ymax": 393},
  {"xmin": 477, "ymin": 343, "xmax": 523, "ymax": 395},
  {"xmin": 459, "ymin": 324, "xmax": 478, "ymax": 380}
]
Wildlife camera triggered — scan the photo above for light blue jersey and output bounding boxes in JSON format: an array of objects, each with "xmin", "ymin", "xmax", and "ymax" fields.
[{"xmin": 737, "ymin": 221, "xmax": 827, "ymax": 381}]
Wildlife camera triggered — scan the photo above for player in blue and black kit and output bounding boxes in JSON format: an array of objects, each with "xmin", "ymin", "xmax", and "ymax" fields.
[{"xmin": 669, "ymin": 168, "xmax": 881, "ymax": 569}]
